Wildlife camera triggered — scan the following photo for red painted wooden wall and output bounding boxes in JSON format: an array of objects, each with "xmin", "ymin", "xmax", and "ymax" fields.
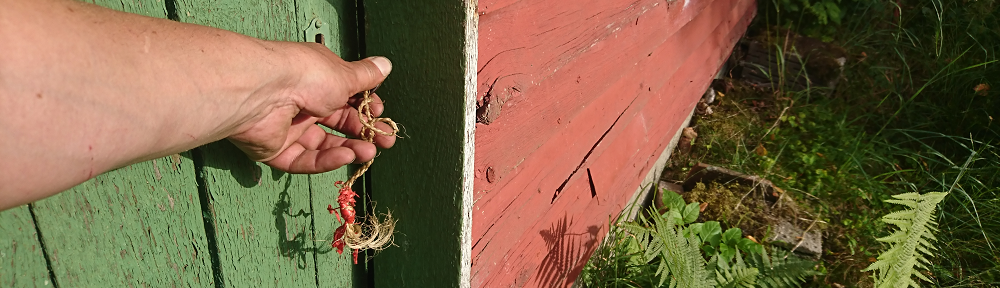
[{"xmin": 471, "ymin": 0, "xmax": 756, "ymax": 286}]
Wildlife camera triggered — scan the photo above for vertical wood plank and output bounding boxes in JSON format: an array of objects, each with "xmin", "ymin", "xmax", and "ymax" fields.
[
  {"xmin": 0, "ymin": 206, "xmax": 51, "ymax": 287},
  {"xmin": 298, "ymin": 0, "xmax": 363, "ymax": 286},
  {"xmin": 298, "ymin": 0, "xmax": 360, "ymax": 59},
  {"xmin": 17, "ymin": 1, "xmax": 217, "ymax": 287},
  {"xmin": 366, "ymin": 0, "xmax": 478, "ymax": 287},
  {"xmin": 174, "ymin": 0, "xmax": 299, "ymax": 42},
  {"xmin": 307, "ymin": 164, "xmax": 355, "ymax": 288},
  {"xmin": 86, "ymin": 0, "xmax": 167, "ymax": 17},
  {"xmin": 189, "ymin": 144, "xmax": 318, "ymax": 287},
  {"xmin": 173, "ymin": 4, "xmax": 316, "ymax": 286},
  {"xmin": 30, "ymin": 153, "xmax": 215, "ymax": 287}
]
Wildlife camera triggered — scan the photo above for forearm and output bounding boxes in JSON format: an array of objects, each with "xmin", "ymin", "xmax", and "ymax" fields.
[{"xmin": 0, "ymin": 0, "xmax": 298, "ymax": 205}]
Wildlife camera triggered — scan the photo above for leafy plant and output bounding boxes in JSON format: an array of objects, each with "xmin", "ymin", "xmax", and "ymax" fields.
[
  {"xmin": 656, "ymin": 0, "xmax": 1000, "ymax": 284},
  {"xmin": 776, "ymin": 0, "xmax": 844, "ymax": 25},
  {"xmin": 584, "ymin": 188, "xmax": 821, "ymax": 288},
  {"xmin": 863, "ymin": 191, "xmax": 949, "ymax": 287},
  {"xmin": 664, "ymin": 189, "xmax": 763, "ymax": 266},
  {"xmin": 641, "ymin": 209, "xmax": 714, "ymax": 288},
  {"xmin": 712, "ymin": 252, "xmax": 759, "ymax": 288},
  {"xmin": 749, "ymin": 247, "xmax": 824, "ymax": 288},
  {"xmin": 577, "ymin": 215, "xmax": 660, "ymax": 287}
]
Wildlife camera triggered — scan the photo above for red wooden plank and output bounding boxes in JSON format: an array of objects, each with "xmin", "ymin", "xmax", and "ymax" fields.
[
  {"xmin": 472, "ymin": 0, "xmax": 747, "ymax": 253},
  {"xmin": 477, "ymin": 7, "xmax": 755, "ymax": 286},
  {"xmin": 472, "ymin": 0, "xmax": 730, "ymax": 228},
  {"xmin": 471, "ymin": 0, "xmax": 756, "ymax": 285},
  {"xmin": 474, "ymin": 0, "xmax": 714, "ymax": 202}
]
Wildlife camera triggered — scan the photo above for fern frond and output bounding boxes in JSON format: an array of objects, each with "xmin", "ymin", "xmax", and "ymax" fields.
[
  {"xmin": 621, "ymin": 217, "xmax": 657, "ymax": 263},
  {"xmin": 715, "ymin": 252, "xmax": 759, "ymax": 288},
  {"xmin": 749, "ymin": 248, "xmax": 821, "ymax": 288},
  {"xmin": 716, "ymin": 267, "xmax": 759, "ymax": 288},
  {"xmin": 863, "ymin": 192, "xmax": 948, "ymax": 288},
  {"xmin": 648, "ymin": 212, "xmax": 713, "ymax": 288}
]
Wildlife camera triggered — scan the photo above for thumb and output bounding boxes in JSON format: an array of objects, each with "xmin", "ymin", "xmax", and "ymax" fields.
[{"xmin": 345, "ymin": 56, "xmax": 392, "ymax": 94}]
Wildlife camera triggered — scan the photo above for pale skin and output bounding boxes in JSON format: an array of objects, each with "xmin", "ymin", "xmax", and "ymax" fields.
[{"xmin": 0, "ymin": 0, "xmax": 396, "ymax": 210}]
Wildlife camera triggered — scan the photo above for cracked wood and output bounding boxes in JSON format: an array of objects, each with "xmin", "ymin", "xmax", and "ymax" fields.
[{"xmin": 471, "ymin": 0, "xmax": 756, "ymax": 286}]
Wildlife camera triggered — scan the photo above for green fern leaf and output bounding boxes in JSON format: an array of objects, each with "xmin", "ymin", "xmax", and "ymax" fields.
[
  {"xmin": 716, "ymin": 267, "xmax": 759, "ymax": 288},
  {"xmin": 656, "ymin": 257, "xmax": 669, "ymax": 287},
  {"xmin": 863, "ymin": 192, "xmax": 948, "ymax": 288},
  {"xmin": 715, "ymin": 252, "xmax": 759, "ymax": 288},
  {"xmin": 647, "ymin": 210, "xmax": 713, "ymax": 288},
  {"xmin": 750, "ymin": 248, "xmax": 821, "ymax": 288}
]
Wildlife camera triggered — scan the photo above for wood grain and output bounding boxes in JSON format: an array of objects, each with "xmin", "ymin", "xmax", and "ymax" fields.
[
  {"xmin": 365, "ymin": 0, "xmax": 478, "ymax": 287},
  {"xmin": 0, "ymin": 206, "xmax": 50, "ymax": 287},
  {"xmin": 191, "ymin": 144, "xmax": 319, "ymax": 287},
  {"xmin": 17, "ymin": 2, "xmax": 218, "ymax": 287},
  {"xmin": 31, "ymin": 153, "xmax": 215, "ymax": 287},
  {"xmin": 174, "ymin": 0, "xmax": 300, "ymax": 42},
  {"xmin": 471, "ymin": 0, "xmax": 756, "ymax": 286},
  {"xmin": 472, "ymin": 0, "xmax": 714, "ymax": 222},
  {"xmin": 3, "ymin": 0, "xmax": 365, "ymax": 287},
  {"xmin": 297, "ymin": 0, "xmax": 361, "ymax": 60},
  {"xmin": 173, "ymin": 1, "xmax": 321, "ymax": 286},
  {"xmin": 88, "ymin": 0, "xmax": 167, "ymax": 18},
  {"xmin": 298, "ymin": 0, "xmax": 363, "ymax": 286}
]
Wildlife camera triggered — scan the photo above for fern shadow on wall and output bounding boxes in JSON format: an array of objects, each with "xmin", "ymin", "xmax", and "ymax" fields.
[{"xmin": 536, "ymin": 215, "xmax": 601, "ymax": 287}]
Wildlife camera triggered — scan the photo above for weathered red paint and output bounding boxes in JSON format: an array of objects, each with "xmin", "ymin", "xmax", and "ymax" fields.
[{"xmin": 472, "ymin": 0, "xmax": 756, "ymax": 286}]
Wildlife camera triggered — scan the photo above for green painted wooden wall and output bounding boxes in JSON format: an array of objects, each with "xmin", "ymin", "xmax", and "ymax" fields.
[
  {"xmin": 366, "ymin": 0, "xmax": 477, "ymax": 287},
  {"xmin": 0, "ymin": 0, "xmax": 367, "ymax": 287}
]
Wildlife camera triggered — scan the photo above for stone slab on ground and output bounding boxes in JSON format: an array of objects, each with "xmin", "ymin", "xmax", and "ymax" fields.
[{"xmin": 770, "ymin": 220, "xmax": 823, "ymax": 257}]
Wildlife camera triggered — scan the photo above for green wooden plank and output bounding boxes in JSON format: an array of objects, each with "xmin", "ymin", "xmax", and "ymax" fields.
[
  {"xmin": 298, "ymin": 0, "xmax": 360, "ymax": 60},
  {"xmin": 172, "ymin": 1, "xmax": 324, "ymax": 286},
  {"xmin": 174, "ymin": 0, "xmax": 299, "ymax": 42},
  {"xmin": 366, "ymin": 0, "xmax": 478, "ymax": 287},
  {"xmin": 173, "ymin": 1, "xmax": 371, "ymax": 286},
  {"xmin": 190, "ymin": 143, "xmax": 318, "ymax": 287},
  {"xmin": 297, "ymin": 0, "xmax": 363, "ymax": 287},
  {"xmin": 86, "ymin": 0, "xmax": 168, "ymax": 18},
  {"xmin": 31, "ymin": 153, "xmax": 215, "ymax": 287},
  {"xmin": 0, "ymin": 206, "xmax": 52, "ymax": 287},
  {"xmin": 22, "ymin": 2, "xmax": 217, "ymax": 287},
  {"xmin": 308, "ymin": 166, "xmax": 356, "ymax": 287}
]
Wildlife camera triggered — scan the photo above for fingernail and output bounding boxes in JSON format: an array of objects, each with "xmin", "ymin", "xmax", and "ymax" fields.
[{"xmin": 369, "ymin": 56, "xmax": 392, "ymax": 76}]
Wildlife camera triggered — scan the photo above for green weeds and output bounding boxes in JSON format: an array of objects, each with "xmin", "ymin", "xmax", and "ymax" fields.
[
  {"xmin": 577, "ymin": 190, "xmax": 820, "ymax": 288},
  {"xmin": 581, "ymin": 0, "xmax": 998, "ymax": 286}
]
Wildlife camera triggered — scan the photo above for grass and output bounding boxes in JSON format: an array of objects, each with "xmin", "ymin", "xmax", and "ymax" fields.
[{"xmin": 579, "ymin": 0, "xmax": 999, "ymax": 286}]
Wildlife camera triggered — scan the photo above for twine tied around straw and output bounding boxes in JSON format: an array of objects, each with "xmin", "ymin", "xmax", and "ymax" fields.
[{"xmin": 334, "ymin": 87, "xmax": 398, "ymax": 259}]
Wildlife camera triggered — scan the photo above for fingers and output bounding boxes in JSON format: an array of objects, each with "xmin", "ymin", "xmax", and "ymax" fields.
[
  {"xmin": 313, "ymin": 137, "xmax": 379, "ymax": 162},
  {"xmin": 369, "ymin": 121, "xmax": 396, "ymax": 149},
  {"xmin": 297, "ymin": 126, "xmax": 380, "ymax": 161},
  {"xmin": 344, "ymin": 57, "xmax": 392, "ymax": 95},
  {"xmin": 264, "ymin": 143, "xmax": 356, "ymax": 174},
  {"xmin": 295, "ymin": 124, "xmax": 330, "ymax": 150},
  {"xmin": 265, "ymin": 134, "xmax": 380, "ymax": 174},
  {"xmin": 318, "ymin": 107, "xmax": 396, "ymax": 149},
  {"xmin": 347, "ymin": 92, "xmax": 384, "ymax": 117}
]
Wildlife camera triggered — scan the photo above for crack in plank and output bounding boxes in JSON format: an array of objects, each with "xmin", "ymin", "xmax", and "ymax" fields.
[{"xmin": 550, "ymin": 94, "xmax": 639, "ymax": 203}]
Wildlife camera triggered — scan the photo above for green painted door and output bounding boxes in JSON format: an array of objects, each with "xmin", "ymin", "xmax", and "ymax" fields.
[
  {"xmin": 1, "ymin": 0, "xmax": 479, "ymax": 287},
  {"xmin": 1, "ymin": 0, "xmax": 361, "ymax": 287}
]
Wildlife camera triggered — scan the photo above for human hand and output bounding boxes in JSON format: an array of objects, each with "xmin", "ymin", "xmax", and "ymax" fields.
[{"xmin": 227, "ymin": 43, "xmax": 397, "ymax": 173}]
